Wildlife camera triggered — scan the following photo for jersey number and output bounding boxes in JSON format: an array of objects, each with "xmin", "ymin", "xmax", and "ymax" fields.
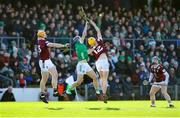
[{"xmin": 94, "ymin": 46, "xmax": 103, "ymax": 54}]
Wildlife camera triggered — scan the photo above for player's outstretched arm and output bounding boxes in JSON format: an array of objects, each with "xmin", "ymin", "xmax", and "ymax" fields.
[
  {"xmin": 47, "ymin": 43, "xmax": 69, "ymax": 48},
  {"xmin": 80, "ymin": 21, "xmax": 88, "ymax": 43},
  {"xmin": 149, "ymin": 73, "xmax": 154, "ymax": 83},
  {"xmin": 89, "ymin": 19, "xmax": 102, "ymax": 40}
]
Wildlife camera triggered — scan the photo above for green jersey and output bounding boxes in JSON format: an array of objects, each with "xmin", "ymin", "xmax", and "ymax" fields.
[{"xmin": 75, "ymin": 41, "xmax": 88, "ymax": 61}]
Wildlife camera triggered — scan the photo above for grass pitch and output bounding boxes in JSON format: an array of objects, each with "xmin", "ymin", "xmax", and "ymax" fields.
[{"xmin": 0, "ymin": 101, "xmax": 179, "ymax": 118}]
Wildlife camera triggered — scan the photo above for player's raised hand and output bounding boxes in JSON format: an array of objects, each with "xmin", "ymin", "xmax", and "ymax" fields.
[
  {"xmin": 62, "ymin": 43, "xmax": 70, "ymax": 53},
  {"xmin": 64, "ymin": 43, "xmax": 70, "ymax": 47}
]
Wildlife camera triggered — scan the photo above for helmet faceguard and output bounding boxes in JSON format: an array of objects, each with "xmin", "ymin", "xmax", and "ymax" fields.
[{"xmin": 72, "ymin": 36, "xmax": 81, "ymax": 45}]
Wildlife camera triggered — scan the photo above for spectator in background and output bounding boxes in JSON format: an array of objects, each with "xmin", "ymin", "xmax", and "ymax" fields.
[
  {"xmin": 19, "ymin": 57, "xmax": 31, "ymax": 76},
  {"xmin": 124, "ymin": 42, "xmax": 133, "ymax": 57},
  {"xmin": 126, "ymin": 56, "xmax": 139, "ymax": 85},
  {"xmin": 112, "ymin": 32, "xmax": 121, "ymax": 48},
  {"xmin": 0, "ymin": 21, "xmax": 7, "ymax": 37},
  {"xmin": 0, "ymin": 0, "xmax": 179, "ymax": 101},
  {"xmin": 173, "ymin": 61, "xmax": 180, "ymax": 84},
  {"xmin": 115, "ymin": 51, "xmax": 127, "ymax": 80},
  {"xmin": 1, "ymin": 86, "xmax": 16, "ymax": 102},
  {"xmin": 0, "ymin": 50, "xmax": 5, "ymax": 69},
  {"xmin": 109, "ymin": 49, "xmax": 118, "ymax": 65},
  {"xmin": 17, "ymin": 73, "xmax": 26, "ymax": 88},
  {"xmin": 168, "ymin": 67, "xmax": 177, "ymax": 85},
  {"xmin": 163, "ymin": 61, "xmax": 169, "ymax": 71},
  {"xmin": 0, "ymin": 54, "xmax": 14, "ymax": 78},
  {"xmin": 30, "ymin": 61, "xmax": 40, "ymax": 84},
  {"xmin": 18, "ymin": 43, "xmax": 29, "ymax": 61},
  {"xmin": 138, "ymin": 45, "xmax": 146, "ymax": 59},
  {"xmin": 13, "ymin": 20, "xmax": 23, "ymax": 36},
  {"xmin": 57, "ymin": 78, "xmax": 68, "ymax": 101},
  {"xmin": 2, "ymin": 53, "xmax": 10, "ymax": 67},
  {"xmin": 138, "ymin": 63, "xmax": 149, "ymax": 83},
  {"xmin": 22, "ymin": 24, "xmax": 34, "ymax": 42},
  {"xmin": 137, "ymin": 63, "xmax": 149, "ymax": 97},
  {"xmin": 123, "ymin": 76, "xmax": 135, "ymax": 100},
  {"xmin": 0, "ymin": 0, "xmax": 178, "ymax": 41},
  {"xmin": 108, "ymin": 72, "xmax": 123, "ymax": 100}
]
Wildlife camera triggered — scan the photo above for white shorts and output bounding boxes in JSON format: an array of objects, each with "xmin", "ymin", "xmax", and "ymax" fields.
[
  {"xmin": 39, "ymin": 59, "xmax": 55, "ymax": 72},
  {"xmin": 76, "ymin": 62, "xmax": 93, "ymax": 75},
  {"xmin": 95, "ymin": 58, "xmax": 109, "ymax": 72},
  {"xmin": 152, "ymin": 81, "xmax": 168, "ymax": 88}
]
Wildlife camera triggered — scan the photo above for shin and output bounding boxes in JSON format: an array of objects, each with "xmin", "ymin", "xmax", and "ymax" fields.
[
  {"xmin": 48, "ymin": 67, "xmax": 58, "ymax": 89},
  {"xmin": 40, "ymin": 71, "xmax": 49, "ymax": 93}
]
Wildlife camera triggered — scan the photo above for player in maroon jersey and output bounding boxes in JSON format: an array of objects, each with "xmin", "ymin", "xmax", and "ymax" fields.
[
  {"xmin": 87, "ymin": 19, "xmax": 109, "ymax": 103},
  {"xmin": 149, "ymin": 56, "xmax": 174, "ymax": 107},
  {"xmin": 37, "ymin": 30, "xmax": 69, "ymax": 103}
]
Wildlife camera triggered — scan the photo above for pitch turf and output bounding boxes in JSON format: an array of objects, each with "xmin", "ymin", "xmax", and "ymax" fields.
[{"xmin": 0, "ymin": 101, "xmax": 179, "ymax": 118}]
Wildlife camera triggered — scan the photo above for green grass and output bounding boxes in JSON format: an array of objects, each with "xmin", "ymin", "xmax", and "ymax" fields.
[{"xmin": 0, "ymin": 101, "xmax": 180, "ymax": 118}]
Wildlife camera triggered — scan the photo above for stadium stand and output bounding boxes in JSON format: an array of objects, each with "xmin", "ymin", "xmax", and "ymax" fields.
[{"xmin": 0, "ymin": 0, "xmax": 179, "ymax": 100}]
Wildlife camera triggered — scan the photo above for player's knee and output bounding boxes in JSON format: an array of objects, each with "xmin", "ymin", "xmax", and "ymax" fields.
[
  {"xmin": 40, "ymin": 78, "xmax": 46, "ymax": 84},
  {"xmin": 161, "ymin": 92, "xmax": 168, "ymax": 96},
  {"xmin": 55, "ymin": 74, "xmax": 58, "ymax": 79},
  {"xmin": 40, "ymin": 80, "xmax": 44, "ymax": 85},
  {"xmin": 52, "ymin": 73, "xmax": 58, "ymax": 80},
  {"xmin": 76, "ymin": 81, "xmax": 82, "ymax": 86},
  {"xmin": 102, "ymin": 77, "xmax": 107, "ymax": 82},
  {"xmin": 91, "ymin": 77, "xmax": 97, "ymax": 82},
  {"xmin": 51, "ymin": 81, "xmax": 56, "ymax": 86},
  {"xmin": 149, "ymin": 91, "xmax": 155, "ymax": 96},
  {"xmin": 54, "ymin": 70, "xmax": 58, "ymax": 77}
]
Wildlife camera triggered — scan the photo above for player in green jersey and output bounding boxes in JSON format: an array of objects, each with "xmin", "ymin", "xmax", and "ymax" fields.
[{"xmin": 66, "ymin": 21, "xmax": 101, "ymax": 99}]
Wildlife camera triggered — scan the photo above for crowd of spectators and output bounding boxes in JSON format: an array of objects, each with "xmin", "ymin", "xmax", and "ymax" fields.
[
  {"xmin": 0, "ymin": 0, "xmax": 179, "ymax": 40},
  {"xmin": 0, "ymin": 0, "xmax": 179, "ymax": 100}
]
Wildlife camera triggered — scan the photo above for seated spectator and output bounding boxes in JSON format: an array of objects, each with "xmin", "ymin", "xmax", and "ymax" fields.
[
  {"xmin": 17, "ymin": 73, "xmax": 27, "ymax": 88},
  {"xmin": 19, "ymin": 57, "xmax": 31, "ymax": 76},
  {"xmin": 137, "ymin": 63, "xmax": 149, "ymax": 83},
  {"xmin": 0, "ymin": 61, "xmax": 14, "ymax": 78},
  {"xmin": 57, "ymin": 78, "xmax": 69, "ymax": 101},
  {"xmin": 17, "ymin": 43, "xmax": 29, "ymax": 61},
  {"xmin": 116, "ymin": 51, "xmax": 127, "ymax": 79},
  {"xmin": 108, "ymin": 73, "xmax": 123, "ymax": 100},
  {"xmin": 112, "ymin": 32, "xmax": 121, "ymax": 48},
  {"xmin": 124, "ymin": 42, "xmax": 133, "ymax": 57},
  {"xmin": 0, "ymin": 0, "xmax": 179, "ymax": 100},
  {"xmin": 30, "ymin": 66, "xmax": 40, "ymax": 84},
  {"xmin": 1, "ymin": 86, "xmax": 16, "ymax": 102},
  {"xmin": 0, "ymin": 21, "xmax": 6, "ymax": 37},
  {"xmin": 123, "ymin": 76, "xmax": 135, "ymax": 100},
  {"xmin": 168, "ymin": 67, "xmax": 177, "ymax": 85},
  {"xmin": 173, "ymin": 61, "xmax": 180, "ymax": 84}
]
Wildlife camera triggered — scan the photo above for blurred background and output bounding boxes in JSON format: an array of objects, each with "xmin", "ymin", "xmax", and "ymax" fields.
[{"xmin": 0, "ymin": 0, "xmax": 179, "ymax": 102}]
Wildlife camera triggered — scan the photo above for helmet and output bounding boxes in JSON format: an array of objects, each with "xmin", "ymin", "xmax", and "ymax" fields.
[
  {"xmin": 152, "ymin": 56, "xmax": 160, "ymax": 64},
  {"xmin": 88, "ymin": 37, "xmax": 96, "ymax": 46},
  {"xmin": 72, "ymin": 36, "xmax": 81, "ymax": 45},
  {"xmin": 37, "ymin": 31, "xmax": 46, "ymax": 38}
]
